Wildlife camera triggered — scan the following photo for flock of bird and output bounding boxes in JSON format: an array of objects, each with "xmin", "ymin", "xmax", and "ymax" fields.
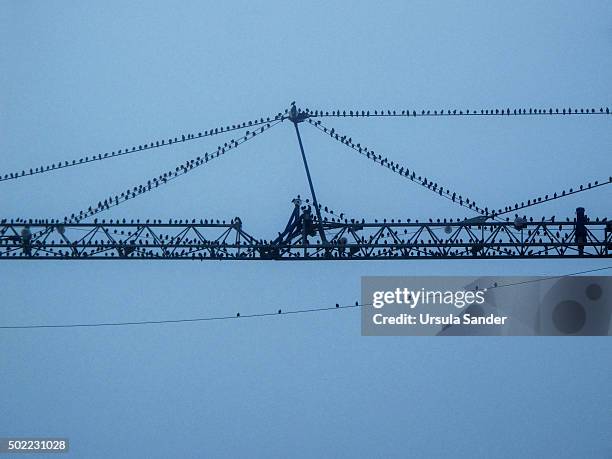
[
  {"xmin": 302, "ymin": 106, "xmax": 611, "ymax": 118},
  {"xmin": 307, "ymin": 118, "xmax": 611, "ymax": 219},
  {"xmin": 297, "ymin": 198, "xmax": 609, "ymax": 226},
  {"xmin": 0, "ymin": 114, "xmax": 283, "ymax": 182},
  {"xmin": 2, "ymin": 120, "xmax": 279, "ymax": 244},
  {"xmin": 63, "ymin": 122, "xmax": 279, "ymax": 224},
  {"xmin": 1, "ymin": 103, "xmax": 609, "ymax": 233},
  {"xmin": 308, "ymin": 118, "xmax": 488, "ymax": 215},
  {"xmin": 1, "ymin": 216, "xmax": 601, "ymax": 259},
  {"xmin": 2, "ymin": 104, "xmax": 609, "ymax": 184}
]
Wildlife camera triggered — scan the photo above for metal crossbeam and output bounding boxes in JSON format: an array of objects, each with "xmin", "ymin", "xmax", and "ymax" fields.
[{"xmin": 1, "ymin": 209, "xmax": 610, "ymax": 260}]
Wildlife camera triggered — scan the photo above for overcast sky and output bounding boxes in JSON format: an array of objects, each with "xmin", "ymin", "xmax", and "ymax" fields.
[{"xmin": 1, "ymin": 1, "xmax": 611, "ymax": 457}]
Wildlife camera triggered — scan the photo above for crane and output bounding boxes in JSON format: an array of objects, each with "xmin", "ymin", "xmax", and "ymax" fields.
[{"xmin": 1, "ymin": 103, "xmax": 610, "ymax": 261}]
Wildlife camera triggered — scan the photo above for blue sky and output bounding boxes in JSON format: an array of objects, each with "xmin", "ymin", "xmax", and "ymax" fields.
[{"xmin": 1, "ymin": 1, "xmax": 611, "ymax": 457}]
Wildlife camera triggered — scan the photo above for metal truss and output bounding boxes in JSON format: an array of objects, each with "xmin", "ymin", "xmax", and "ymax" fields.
[
  {"xmin": 2, "ymin": 104, "xmax": 610, "ymax": 261},
  {"xmin": 1, "ymin": 205, "xmax": 610, "ymax": 260}
]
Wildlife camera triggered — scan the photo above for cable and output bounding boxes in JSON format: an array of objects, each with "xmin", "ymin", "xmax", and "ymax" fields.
[
  {"xmin": 308, "ymin": 118, "xmax": 610, "ymax": 219},
  {"xmin": 479, "ymin": 266, "xmax": 612, "ymax": 290},
  {"xmin": 65, "ymin": 121, "xmax": 281, "ymax": 223},
  {"xmin": 0, "ymin": 113, "xmax": 284, "ymax": 183},
  {"xmin": 305, "ymin": 106, "xmax": 611, "ymax": 119},
  {"xmin": 0, "ymin": 302, "xmax": 365, "ymax": 329},
  {"xmin": 307, "ymin": 118, "xmax": 488, "ymax": 215},
  {"xmin": 2, "ymin": 266, "xmax": 609, "ymax": 330},
  {"xmin": 4, "ymin": 105, "xmax": 607, "ymax": 183},
  {"xmin": 4, "ymin": 119, "xmax": 276, "ymax": 244},
  {"xmin": 493, "ymin": 178, "xmax": 612, "ymax": 216}
]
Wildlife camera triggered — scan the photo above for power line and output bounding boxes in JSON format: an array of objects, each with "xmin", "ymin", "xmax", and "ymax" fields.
[
  {"xmin": 0, "ymin": 113, "xmax": 284, "ymax": 183},
  {"xmin": 1, "ymin": 266, "xmax": 609, "ymax": 329}
]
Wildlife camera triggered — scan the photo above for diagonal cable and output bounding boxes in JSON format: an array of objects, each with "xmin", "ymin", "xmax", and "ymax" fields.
[
  {"xmin": 66, "ymin": 121, "xmax": 281, "ymax": 223},
  {"xmin": 307, "ymin": 118, "xmax": 489, "ymax": 216},
  {"xmin": 1, "ymin": 113, "xmax": 284, "ymax": 183},
  {"xmin": 492, "ymin": 178, "xmax": 612, "ymax": 216}
]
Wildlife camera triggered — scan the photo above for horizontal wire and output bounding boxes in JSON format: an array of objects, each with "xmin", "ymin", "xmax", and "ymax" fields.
[
  {"xmin": 0, "ymin": 113, "xmax": 284, "ymax": 183},
  {"xmin": 1, "ymin": 266, "xmax": 609, "ymax": 329},
  {"xmin": 0, "ymin": 302, "xmax": 364, "ymax": 329},
  {"xmin": 307, "ymin": 118, "xmax": 488, "ymax": 215},
  {"xmin": 306, "ymin": 106, "xmax": 611, "ymax": 119}
]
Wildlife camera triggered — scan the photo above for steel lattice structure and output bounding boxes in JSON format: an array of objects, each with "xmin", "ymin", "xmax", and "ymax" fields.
[
  {"xmin": 1, "ymin": 203, "xmax": 610, "ymax": 260},
  {"xmin": 1, "ymin": 103, "xmax": 610, "ymax": 261}
]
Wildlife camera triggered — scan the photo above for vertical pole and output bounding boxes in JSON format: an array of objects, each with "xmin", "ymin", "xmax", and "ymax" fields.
[{"xmin": 292, "ymin": 121, "xmax": 328, "ymax": 244}]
